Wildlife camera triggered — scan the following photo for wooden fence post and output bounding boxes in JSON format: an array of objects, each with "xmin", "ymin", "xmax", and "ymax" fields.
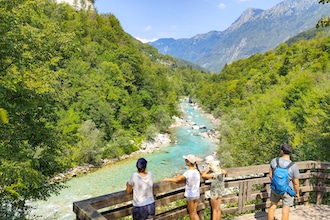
[
  {"xmin": 238, "ymin": 181, "xmax": 248, "ymax": 213},
  {"xmin": 198, "ymin": 210, "xmax": 204, "ymax": 220},
  {"xmin": 303, "ymin": 169, "xmax": 310, "ymax": 205},
  {"xmin": 316, "ymin": 168, "xmax": 324, "ymax": 205}
]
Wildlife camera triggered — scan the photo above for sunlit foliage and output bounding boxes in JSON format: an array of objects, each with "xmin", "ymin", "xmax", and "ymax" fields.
[
  {"xmin": 0, "ymin": 0, "xmax": 208, "ymax": 218},
  {"xmin": 193, "ymin": 34, "xmax": 330, "ymax": 167}
]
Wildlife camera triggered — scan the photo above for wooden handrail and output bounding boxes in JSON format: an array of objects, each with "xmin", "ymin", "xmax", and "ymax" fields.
[{"xmin": 73, "ymin": 161, "xmax": 330, "ymax": 220}]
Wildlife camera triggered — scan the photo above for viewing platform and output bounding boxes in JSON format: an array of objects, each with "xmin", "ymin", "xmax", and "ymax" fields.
[
  {"xmin": 73, "ymin": 161, "xmax": 330, "ymax": 220},
  {"xmin": 234, "ymin": 204, "xmax": 330, "ymax": 220}
]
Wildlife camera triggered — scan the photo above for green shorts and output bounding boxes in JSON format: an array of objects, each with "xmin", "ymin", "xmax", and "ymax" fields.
[{"xmin": 209, "ymin": 175, "xmax": 225, "ymax": 199}]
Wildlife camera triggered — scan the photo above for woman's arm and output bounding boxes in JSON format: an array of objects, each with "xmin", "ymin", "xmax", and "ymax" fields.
[
  {"xmin": 202, "ymin": 173, "xmax": 214, "ymax": 179},
  {"xmin": 126, "ymin": 182, "xmax": 133, "ymax": 194},
  {"xmin": 163, "ymin": 175, "xmax": 185, "ymax": 183},
  {"xmin": 202, "ymin": 167, "xmax": 227, "ymax": 179},
  {"xmin": 201, "ymin": 166, "xmax": 213, "ymax": 179}
]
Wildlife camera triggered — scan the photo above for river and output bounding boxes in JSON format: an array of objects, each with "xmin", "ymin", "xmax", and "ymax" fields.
[{"xmin": 29, "ymin": 100, "xmax": 218, "ymax": 219}]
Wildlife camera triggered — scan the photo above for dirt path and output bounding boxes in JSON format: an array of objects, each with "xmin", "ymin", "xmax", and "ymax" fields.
[{"xmin": 233, "ymin": 204, "xmax": 330, "ymax": 220}]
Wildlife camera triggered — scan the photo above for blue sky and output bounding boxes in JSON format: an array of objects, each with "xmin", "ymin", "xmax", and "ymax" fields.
[{"xmin": 94, "ymin": 0, "xmax": 284, "ymax": 42}]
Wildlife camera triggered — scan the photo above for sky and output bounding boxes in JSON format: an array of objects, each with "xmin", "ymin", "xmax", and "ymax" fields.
[{"xmin": 94, "ymin": 0, "xmax": 284, "ymax": 43}]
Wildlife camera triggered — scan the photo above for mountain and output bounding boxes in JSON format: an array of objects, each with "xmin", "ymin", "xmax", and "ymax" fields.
[{"xmin": 149, "ymin": 0, "xmax": 330, "ymax": 72}]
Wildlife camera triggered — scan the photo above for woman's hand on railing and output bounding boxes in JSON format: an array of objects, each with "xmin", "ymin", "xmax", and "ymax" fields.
[{"xmin": 163, "ymin": 175, "xmax": 185, "ymax": 183}]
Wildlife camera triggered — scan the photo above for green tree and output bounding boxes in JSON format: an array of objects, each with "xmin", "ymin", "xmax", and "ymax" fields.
[
  {"xmin": 317, "ymin": 0, "xmax": 330, "ymax": 28},
  {"xmin": 74, "ymin": 120, "xmax": 104, "ymax": 165},
  {"xmin": 0, "ymin": 0, "xmax": 210, "ymax": 217},
  {"xmin": 0, "ymin": 0, "xmax": 72, "ymax": 217},
  {"xmin": 194, "ymin": 32, "xmax": 330, "ymax": 167},
  {"xmin": 0, "ymin": 108, "xmax": 8, "ymax": 124}
]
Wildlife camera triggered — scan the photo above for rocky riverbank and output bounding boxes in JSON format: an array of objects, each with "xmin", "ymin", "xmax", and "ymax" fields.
[
  {"xmin": 185, "ymin": 102, "xmax": 220, "ymax": 145},
  {"xmin": 51, "ymin": 101, "xmax": 220, "ymax": 182}
]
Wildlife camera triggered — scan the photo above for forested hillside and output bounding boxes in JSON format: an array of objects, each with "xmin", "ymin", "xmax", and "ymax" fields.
[
  {"xmin": 192, "ymin": 33, "xmax": 330, "ymax": 167},
  {"xmin": 0, "ymin": 0, "xmax": 209, "ymax": 218},
  {"xmin": 1, "ymin": 0, "xmax": 330, "ymax": 218}
]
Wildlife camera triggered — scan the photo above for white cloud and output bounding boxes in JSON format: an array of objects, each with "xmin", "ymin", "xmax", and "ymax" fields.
[
  {"xmin": 218, "ymin": 3, "xmax": 226, "ymax": 10},
  {"xmin": 135, "ymin": 37, "xmax": 158, "ymax": 43},
  {"xmin": 170, "ymin": 25, "xmax": 178, "ymax": 30},
  {"xmin": 145, "ymin": 25, "xmax": 152, "ymax": 31}
]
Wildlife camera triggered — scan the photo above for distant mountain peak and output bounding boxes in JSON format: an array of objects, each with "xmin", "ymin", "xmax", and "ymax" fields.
[
  {"xmin": 149, "ymin": 0, "xmax": 330, "ymax": 72},
  {"xmin": 229, "ymin": 8, "xmax": 264, "ymax": 31}
]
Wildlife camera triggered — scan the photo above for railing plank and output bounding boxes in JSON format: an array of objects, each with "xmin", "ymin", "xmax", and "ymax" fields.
[
  {"xmin": 73, "ymin": 202, "xmax": 106, "ymax": 220},
  {"xmin": 91, "ymin": 191, "xmax": 132, "ymax": 210},
  {"xmin": 156, "ymin": 206, "xmax": 188, "ymax": 220},
  {"xmin": 101, "ymin": 204, "xmax": 132, "ymax": 220},
  {"xmin": 156, "ymin": 192, "xmax": 185, "ymax": 206},
  {"xmin": 73, "ymin": 161, "xmax": 329, "ymax": 220}
]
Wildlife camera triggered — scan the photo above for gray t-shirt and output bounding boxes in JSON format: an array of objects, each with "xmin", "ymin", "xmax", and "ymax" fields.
[
  {"xmin": 128, "ymin": 171, "xmax": 155, "ymax": 207},
  {"xmin": 270, "ymin": 157, "xmax": 300, "ymax": 188}
]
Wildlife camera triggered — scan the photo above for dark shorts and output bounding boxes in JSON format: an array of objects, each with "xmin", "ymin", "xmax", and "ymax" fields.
[{"xmin": 132, "ymin": 202, "xmax": 155, "ymax": 220}]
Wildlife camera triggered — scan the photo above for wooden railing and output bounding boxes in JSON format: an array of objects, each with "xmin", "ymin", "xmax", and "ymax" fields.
[{"xmin": 73, "ymin": 161, "xmax": 330, "ymax": 220}]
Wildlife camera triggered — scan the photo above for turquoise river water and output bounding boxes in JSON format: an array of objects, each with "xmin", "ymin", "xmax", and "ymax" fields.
[{"xmin": 30, "ymin": 100, "xmax": 218, "ymax": 219}]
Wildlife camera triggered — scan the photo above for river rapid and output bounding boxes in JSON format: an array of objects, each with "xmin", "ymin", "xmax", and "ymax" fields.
[{"xmin": 29, "ymin": 99, "xmax": 219, "ymax": 219}]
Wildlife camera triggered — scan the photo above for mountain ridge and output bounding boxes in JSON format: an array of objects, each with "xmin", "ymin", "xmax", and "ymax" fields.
[{"xmin": 149, "ymin": 0, "xmax": 330, "ymax": 72}]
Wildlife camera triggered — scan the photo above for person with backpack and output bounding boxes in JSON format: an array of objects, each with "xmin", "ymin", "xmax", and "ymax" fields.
[{"xmin": 268, "ymin": 143, "xmax": 300, "ymax": 220}]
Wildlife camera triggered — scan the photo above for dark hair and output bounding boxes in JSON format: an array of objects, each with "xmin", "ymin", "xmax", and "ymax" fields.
[
  {"xmin": 136, "ymin": 158, "xmax": 147, "ymax": 172},
  {"xmin": 281, "ymin": 143, "xmax": 292, "ymax": 155}
]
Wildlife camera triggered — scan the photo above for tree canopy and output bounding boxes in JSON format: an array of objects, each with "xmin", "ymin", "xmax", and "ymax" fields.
[
  {"xmin": 317, "ymin": 0, "xmax": 330, "ymax": 28},
  {"xmin": 192, "ymin": 33, "xmax": 330, "ymax": 167},
  {"xmin": 0, "ymin": 0, "xmax": 208, "ymax": 218},
  {"xmin": 1, "ymin": 0, "xmax": 330, "ymax": 218}
]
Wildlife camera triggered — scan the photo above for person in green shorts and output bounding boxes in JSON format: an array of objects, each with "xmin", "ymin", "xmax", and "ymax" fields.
[{"xmin": 201, "ymin": 155, "xmax": 227, "ymax": 220}]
